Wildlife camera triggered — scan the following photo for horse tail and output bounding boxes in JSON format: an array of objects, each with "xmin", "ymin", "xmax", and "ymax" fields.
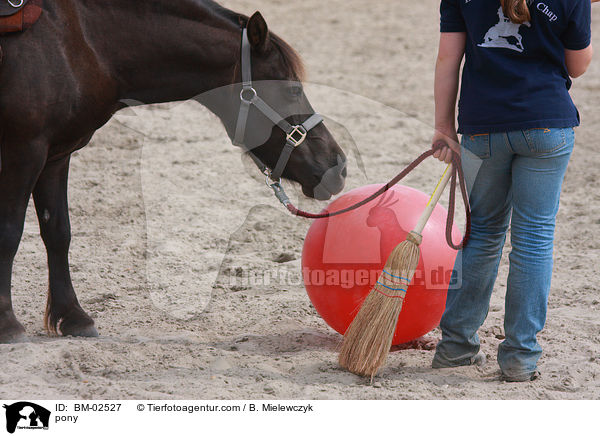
[{"xmin": 44, "ymin": 292, "xmax": 59, "ymax": 335}]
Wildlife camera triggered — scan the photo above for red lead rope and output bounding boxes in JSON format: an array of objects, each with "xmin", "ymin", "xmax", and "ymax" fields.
[{"xmin": 285, "ymin": 143, "xmax": 471, "ymax": 250}]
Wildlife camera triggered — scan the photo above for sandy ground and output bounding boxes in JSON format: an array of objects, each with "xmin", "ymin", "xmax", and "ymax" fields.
[{"xmin": 1, "ymin": 0, "xmax": 600, "ymax": 400}]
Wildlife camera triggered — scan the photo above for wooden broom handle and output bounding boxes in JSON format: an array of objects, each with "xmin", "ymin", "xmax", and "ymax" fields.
[{"xmin": 413, "ymin": 163, "xmax": 453, "ymax": 235}]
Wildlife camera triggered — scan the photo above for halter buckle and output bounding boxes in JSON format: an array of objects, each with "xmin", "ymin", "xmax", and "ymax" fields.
[{"xmin": 286, "ymin": 125, "xmax": 308, "ymax": 147}]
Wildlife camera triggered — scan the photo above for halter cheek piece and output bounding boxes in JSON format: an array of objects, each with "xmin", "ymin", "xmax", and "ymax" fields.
[{"xmin": 232, "ymin": 28, "xmax": 323, "ymax": 202}]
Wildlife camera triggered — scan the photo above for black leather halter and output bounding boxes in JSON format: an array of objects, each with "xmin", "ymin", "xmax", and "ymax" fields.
[{"xmin": 232, "ymin": 28, "xmax": 324, "ymax": 186}]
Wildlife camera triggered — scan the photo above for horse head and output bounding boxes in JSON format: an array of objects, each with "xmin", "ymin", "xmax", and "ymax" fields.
[{"xmin": 228, "ymin": 12, "xmax": 347, "ymax": 200}]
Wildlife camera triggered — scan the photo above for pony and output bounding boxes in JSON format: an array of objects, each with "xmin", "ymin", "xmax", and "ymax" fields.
[{"xmin": 0, "ymin": 0, "xmax": 347, "ymax": 342}]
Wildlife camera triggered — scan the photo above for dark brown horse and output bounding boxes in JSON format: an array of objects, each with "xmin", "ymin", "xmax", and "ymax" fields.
[{"xmin": 0, "ymin": 0, "xmax": 347, "ymax": 342}]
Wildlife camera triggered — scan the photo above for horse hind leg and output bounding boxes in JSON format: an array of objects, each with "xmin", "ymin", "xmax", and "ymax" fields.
[{"xmin": 33, "ymin": 156, "xmax": 98, "ymax": 337}]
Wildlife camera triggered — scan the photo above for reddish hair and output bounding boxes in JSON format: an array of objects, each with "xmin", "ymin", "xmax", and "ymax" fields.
[{"xmin": 501, "ymin": 0, "xmax": 531, "ymax": 24}]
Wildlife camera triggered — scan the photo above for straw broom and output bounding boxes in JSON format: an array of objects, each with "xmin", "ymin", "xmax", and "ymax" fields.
[{"xmin": 339, "ymin": 163, "xmax": 454, "ymax": 378}]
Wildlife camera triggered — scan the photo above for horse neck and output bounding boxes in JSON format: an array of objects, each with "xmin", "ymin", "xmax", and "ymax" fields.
[{"xmin": 75, "ymin": 0, "xmax": 242, "ymax": 105}]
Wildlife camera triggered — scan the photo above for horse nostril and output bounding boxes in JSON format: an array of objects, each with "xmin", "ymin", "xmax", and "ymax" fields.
[{"xmin": 330, "ymin": 153, "xmax": 347, "ymax": 178}]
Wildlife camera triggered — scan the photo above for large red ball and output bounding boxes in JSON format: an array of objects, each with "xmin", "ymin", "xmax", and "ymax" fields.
[{"xmin": 302, "ymin": 184, "xmax": 461, "ymax": 345}]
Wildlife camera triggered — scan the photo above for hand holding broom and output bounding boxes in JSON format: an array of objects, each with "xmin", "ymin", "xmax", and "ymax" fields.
[{"xmin": 338, "ymin": 151, "xmax": 458, "ymax": 379}]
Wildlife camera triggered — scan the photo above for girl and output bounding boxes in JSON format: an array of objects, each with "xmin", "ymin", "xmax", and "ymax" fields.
[{"xmin": 432, "ymin": 0, "xmax": 593, "ymax": 382}]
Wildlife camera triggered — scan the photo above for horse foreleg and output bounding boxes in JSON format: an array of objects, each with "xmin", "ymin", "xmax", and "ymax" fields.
[
  {"xmin": 0, "ymin": 141, "xmax": 47, "ymax": 343},
  {"xmin": 33, "ymin": 156, "xmax": 98, "ymax": 337},
  {"xmin": 0, "ymin": 257, "xmax": 26, "ymax": 343}
]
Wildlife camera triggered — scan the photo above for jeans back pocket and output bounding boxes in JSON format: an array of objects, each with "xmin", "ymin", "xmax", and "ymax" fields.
[
  {"xmin": 523, "ymin": 128, "xmax": 570, "ymax": 154},
  {"xmin": 461, "ymin": 134, "xmax": 490, "ymax": 159}
]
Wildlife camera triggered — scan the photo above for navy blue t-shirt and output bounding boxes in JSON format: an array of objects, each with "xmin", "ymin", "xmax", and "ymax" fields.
[{"xmin": 440, "ymin": 0, "xmax": 592, "ymax": 134}]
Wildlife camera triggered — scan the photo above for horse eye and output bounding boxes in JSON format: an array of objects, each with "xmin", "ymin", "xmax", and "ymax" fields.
[{"xmin": 287, "ymin": 85, "xmax": 303, "ymax": 98}]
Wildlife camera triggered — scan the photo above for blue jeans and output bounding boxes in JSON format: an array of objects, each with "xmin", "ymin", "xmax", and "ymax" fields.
[{"xmin": 433, "ymin": 128, "xmax": 574, "ymax": 378}]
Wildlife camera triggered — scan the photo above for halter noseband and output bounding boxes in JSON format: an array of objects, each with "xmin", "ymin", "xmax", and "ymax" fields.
[{"xmin": 232, "ymin": 28, "xmax": 324, "ymax": 188}]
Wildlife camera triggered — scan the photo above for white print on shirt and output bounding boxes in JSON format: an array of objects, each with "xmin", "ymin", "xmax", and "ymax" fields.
[
  {"xmin": 478, "ymin": 7, "xmax": 531, "ymax": 53},
  {"xmin": 536, "ymin": 3, "xmax": 558, "ymax": 22}
]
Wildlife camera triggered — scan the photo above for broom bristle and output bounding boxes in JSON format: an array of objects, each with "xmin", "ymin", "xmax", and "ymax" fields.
[{"xmin": 339, "ymin": 232, "xmax": 421, "ymax": 378}]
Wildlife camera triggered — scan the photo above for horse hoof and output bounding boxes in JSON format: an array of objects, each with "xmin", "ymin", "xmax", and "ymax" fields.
[
  {"xmin": 51, "ymin": 305, "xmax": 99, "ymax": 338},
  {"xmin": 0, "ymin": 330, "xmax": 26, "ymax": 343},
  {"xmin": 58, "ymin": 311, "xmax": 99, "ymax": 338},
  {"xmin": 60, "ymin": 323, "xmax": 99, "ymax": 338},
  {"xmin": 0, "ymin": 315, "xmax": 26, "ymax": 344}
]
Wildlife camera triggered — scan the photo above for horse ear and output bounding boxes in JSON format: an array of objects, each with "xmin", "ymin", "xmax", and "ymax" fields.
[{"xmin": 247, "ymin": 11, "xmax": 269, "ymax": 52}]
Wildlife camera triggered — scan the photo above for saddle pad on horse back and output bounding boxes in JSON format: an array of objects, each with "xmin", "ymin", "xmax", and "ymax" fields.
[
  {"xmin": 0, "ymin": 0, "xmax": 29, "ymax": 16},
  {"xmin": 0, "ymin": 0, "xmax": 42, "ymax": 35}
]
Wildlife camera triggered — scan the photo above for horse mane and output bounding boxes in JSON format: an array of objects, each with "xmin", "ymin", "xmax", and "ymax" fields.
[
  {"xmin": 203, "ymin": 0, "xmax": 306, "ymax": 82},
  {"xmin": 269, "ymin": 33, "xmax": 306, "ymax": 82}
]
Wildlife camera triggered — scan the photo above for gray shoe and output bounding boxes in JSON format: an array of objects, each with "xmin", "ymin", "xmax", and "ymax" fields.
[
  {"xmin": 432, "ymin": 351, "xmax": 487, "ymax": 369},
  {"xmin": 471, "ymin": 351, "xmax": 487, "ymax": 366},
  {"xmin": 500, "ymin": 370, "xmax": 540, "ymax": 382}
]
